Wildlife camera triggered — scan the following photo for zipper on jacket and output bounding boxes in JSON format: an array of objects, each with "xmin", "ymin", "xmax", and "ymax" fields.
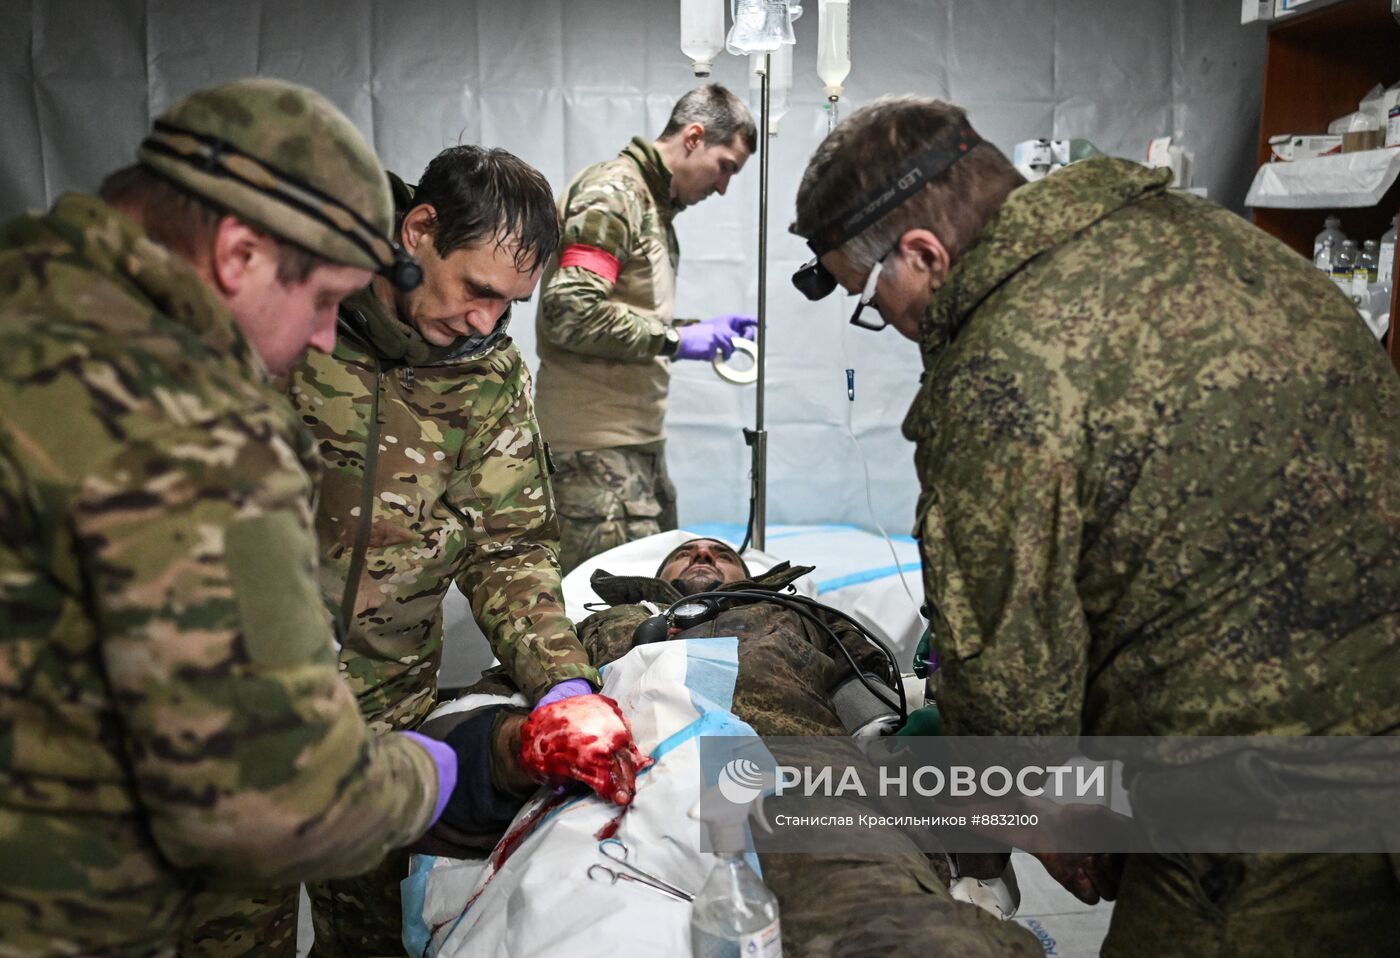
[{"xmin": 338, "ymin": 358, "xmax": 385, "ymax": 640}]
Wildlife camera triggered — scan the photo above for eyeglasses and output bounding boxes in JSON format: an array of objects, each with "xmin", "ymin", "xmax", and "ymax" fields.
[{"xmin": 848, "ymin": 248, "xmax": 893, "ymax": 331}]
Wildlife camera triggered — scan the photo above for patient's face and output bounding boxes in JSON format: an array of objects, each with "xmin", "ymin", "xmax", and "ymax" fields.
[{"xmin": 657, "ymin": 539, "xmax": 747, "ymax": 595}]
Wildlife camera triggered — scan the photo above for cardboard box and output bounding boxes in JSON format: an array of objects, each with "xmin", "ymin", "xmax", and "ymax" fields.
[
  {"xmin": 1241, "ymin": 0, "xmax": 1273, "ymax": 22},
  {"xmin": 1268, "ymin": 134, "xmax": 1343, "ymax": 162}
]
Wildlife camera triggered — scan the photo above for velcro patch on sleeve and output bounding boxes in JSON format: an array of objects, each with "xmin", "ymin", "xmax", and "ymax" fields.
[{"xmin": 226, "ymin": 510, "xmax": 337, "ymax": 670}]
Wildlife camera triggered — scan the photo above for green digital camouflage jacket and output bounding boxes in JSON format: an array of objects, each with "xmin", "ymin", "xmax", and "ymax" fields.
[
  {"xmin": 0, "ymin": 196, "xmax": 438, "ymax": 956},
  {"xmin": 905, "ymin": 157, "xmax": 1400, "ymax": 744},
  {"xmin": 286, "ymin": 286, "xmax": 596, "ymax": 731},
  {"xmin": 467, "ymin": 564, "xmax": 893, "ymax": 736},
  {"xmin": 534, "ymin": 137, "xmax": 686, "ymax": 453}
]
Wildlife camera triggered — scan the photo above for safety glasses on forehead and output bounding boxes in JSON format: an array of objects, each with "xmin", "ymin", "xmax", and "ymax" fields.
[{"xmin": 791, "ymin": 122, "xmax": 982, "ymax": 310}]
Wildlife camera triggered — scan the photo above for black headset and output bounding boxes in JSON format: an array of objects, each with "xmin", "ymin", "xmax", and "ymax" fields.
[{"xmin": 142, "ymin": 122, "xmax": 423, "ymax": 292}]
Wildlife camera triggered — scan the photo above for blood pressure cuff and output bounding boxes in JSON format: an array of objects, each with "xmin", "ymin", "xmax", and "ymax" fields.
[{"xmin": 831, "ymin": 673, "xmax": 900, "ymax": 736}]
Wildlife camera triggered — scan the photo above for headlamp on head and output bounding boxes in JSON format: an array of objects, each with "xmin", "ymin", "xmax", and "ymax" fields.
[{"xmin": 791, "ymin": 123, "xmax": 982, "ymax": 301}]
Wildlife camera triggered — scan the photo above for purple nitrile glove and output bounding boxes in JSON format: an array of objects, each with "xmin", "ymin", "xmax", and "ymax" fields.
[
  {"xmin": 675, "ymin": 314, "xmax": 757, "ymax": 361},
  {"xmin": 399, "ymin": 730, "xmax": 458, "ymax": 827},
  {"xmin": 534, "ymin": 678, "xmax": 594, "ymax": 711},
  {"xmin": 710, "ymin": 313, "xmax": 758, "ymax": 340}
]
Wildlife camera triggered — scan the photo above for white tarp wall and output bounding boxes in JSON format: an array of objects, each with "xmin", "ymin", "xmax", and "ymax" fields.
[{"xmin": 0, "ymin": 0, "xmax": 1266, "ymax": 534}]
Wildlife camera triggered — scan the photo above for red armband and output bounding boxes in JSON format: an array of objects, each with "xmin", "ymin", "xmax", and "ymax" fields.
[{"xmin": 559, "ymin": 244, "xmax": 621, "ymax": 284}]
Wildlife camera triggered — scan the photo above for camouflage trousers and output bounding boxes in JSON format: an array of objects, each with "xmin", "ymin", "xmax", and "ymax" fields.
[
  {"xmin": 179, "ymin": 850, "xmax": 411, "ymax": 958},
  {"xmin": 1102, "ymin": 852, "xmax": 1400, "ymax": 957},
  {"xmin": 758, "ymin": 850, "xmax": 1042, "ymax": 957},
  {"xmin": 180, "ymin": 887, "xmax": 298, "ymax": 958},
  {"xmin": 551, "ymin": 440, "xmax": 677, "ymax": 574}
]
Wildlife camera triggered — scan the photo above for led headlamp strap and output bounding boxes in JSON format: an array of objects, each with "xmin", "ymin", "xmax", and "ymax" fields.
[
  {"xmin": 141, "ymin": 122, "xmax": 419, "ymax": 287},
  {"xmin": 807, "ymin": 122, "xmax": 983, "ymax": 258}
]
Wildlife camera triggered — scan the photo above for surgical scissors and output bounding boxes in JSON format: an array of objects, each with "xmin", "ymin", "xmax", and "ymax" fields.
[{"xmin": 587, "ymin": 838, "xmax": 694, "ymax": 903}]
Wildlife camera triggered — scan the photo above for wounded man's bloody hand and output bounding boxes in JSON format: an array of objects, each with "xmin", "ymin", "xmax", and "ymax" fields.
[{"xmin": 518, "ymin": 694, "xmax": 652, "ymax": 805}]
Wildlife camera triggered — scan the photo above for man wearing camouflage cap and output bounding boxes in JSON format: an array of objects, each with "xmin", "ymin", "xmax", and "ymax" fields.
[
  {"xmin": 790, "ymin": 95, "xmax": 1400, "ymax": 955},
  {"xmin": 0, "ymin": 79, "xmax": 537, "ymax": 956},
  {"xmin": 535, "ymin": 85, "xmax": 758, "ymax": 573}
]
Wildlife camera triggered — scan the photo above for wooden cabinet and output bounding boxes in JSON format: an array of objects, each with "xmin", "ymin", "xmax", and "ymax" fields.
[{"xmin": 1251, "ymin": 0, "xmax": 1400, "ymax": 372}]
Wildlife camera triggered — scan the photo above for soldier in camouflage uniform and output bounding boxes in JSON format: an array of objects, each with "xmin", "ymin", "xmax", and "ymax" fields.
[
  {"xmin": 186, "ymin": 146, "xmax": 611, "ymax": 957},
  {"xmin": 0, "ymin": 79, "xmax": 533, "ymax": 958},
  {"xmin": 536, "ymin": 86, "xmax": 758, "ymax": 572},
  {"xmin": 457, "ymin": 536, "xmax": 1042, "ymax": 957},
  {"xmin": 791, "ymin": 96, "xmax": 1400, "ymax": 956}
]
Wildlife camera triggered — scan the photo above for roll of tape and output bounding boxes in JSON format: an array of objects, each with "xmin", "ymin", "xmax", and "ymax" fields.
[{"xmin": 711, "ymin": 336, "xmax": 758, "ymax": 385}]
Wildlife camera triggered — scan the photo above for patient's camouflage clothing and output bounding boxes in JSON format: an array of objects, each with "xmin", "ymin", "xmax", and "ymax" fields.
[
  {"xmin": 535, "ymin": 138, "xmax": 687, "ymax": 571},
  {"xmin": 905, "ymin": 157, "xmax": 1400, "ymax": 955},
  {"xmin": 465, "ymin": 565, "xmax": 1041, "ymax": 956},
  {"xmin": 0, "ymin": 196, "xmax": 438, "ymax": 958}
]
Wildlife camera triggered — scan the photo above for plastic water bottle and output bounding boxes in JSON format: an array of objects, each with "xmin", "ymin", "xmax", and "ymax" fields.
[
  {"xmin": 690, "ymin": 791, "xmax": 782, "ymax": 957},
  {"xmin": 1380, "ymin": 221, "xmax": 1396, "ymax": 284},
  {"xmin": 1313, "ymin": 216, "xmax": 1346, "ymax": 263},
  {"xmin": 690, "ymin": 852, "xmax": 783, "ymax": 957},
  {"xmin": 1332, "ymin": 240, "xmax": 1357, "ymax": 296},
  {"xmin": 681, "ymin": 0, "xmax": 726, "ymax": 77}
]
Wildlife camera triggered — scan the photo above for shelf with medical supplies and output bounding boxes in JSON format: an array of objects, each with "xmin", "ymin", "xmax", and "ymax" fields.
[{"xmin": 1247, "ymin": 0, "xmax": 1400, "ymax": 371}]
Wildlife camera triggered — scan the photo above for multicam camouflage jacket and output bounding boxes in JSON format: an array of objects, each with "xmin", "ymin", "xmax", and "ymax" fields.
[
  {"xmin": 534, "ymin": 137, "xmax": 685, "ymax": 453},
  {"xmin": 0, "ymin": 195, "xmax": 438, "ymax": 956},
  {"xmin": 467, "ymin": 564, "xmax": 894, "ymax": 736},
  {"xmin": 286, "ymin": 286, "xmax": 596, "ymax": 731},
  {"xmin": 906, "ymin": 157, "xmax": 1400, "ymax": 744}
]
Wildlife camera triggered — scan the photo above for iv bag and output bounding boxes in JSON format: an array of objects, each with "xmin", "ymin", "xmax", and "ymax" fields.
[
  {"xmin": 749, "ymin": 44, "xmax": 793, "ymax": 135},
  {"xmin": 817, "ymin": 0, "xmax": 850, "ymax": 99},
  {"xmin": 728, "ymin": 0, "xmax": 795, "ymax": 55},
  {"xmin": 681, "ymin": 0, "xmax": 725, "ymax": 77}
]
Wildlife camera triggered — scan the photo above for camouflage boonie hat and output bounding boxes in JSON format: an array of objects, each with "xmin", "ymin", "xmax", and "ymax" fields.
[{"xmin": 138, "ymin": 78, "xmax": 420, "ymax": 290}]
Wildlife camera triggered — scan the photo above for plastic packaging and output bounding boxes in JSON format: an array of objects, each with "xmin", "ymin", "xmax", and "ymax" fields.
[
  {"xmin": 1332, "ymin": 239, "xmax": 1357, "ymax": 296},
  {"xmin": 817, "ymin": 0, "xmax": 850, "ymax": 130},
  {"xmin": 748, "ymin": 4, "xmax": 797, "ymax": 134},
  {"xmin": 728, "ymin": 0, "xmax": 794, "ymax": 55},
  {"xmin": 1357, "ymin": 280, "xmax": 1391, "ymax": 340},
  {"xmin": 689, "ymin": 790, "xmax": 782, "ymax": 957},
  {"xmin": 681, "ymin": 0, "xmax": 726, "ymax": 77},
  {"xmin": 1379, "ymin": 221, "xmax": 1396, "ymax": 282},
  {"xmin": 1313, "ymin": 216, "xmax": 1346, "ymax": 263},
  {"xmin": 1359, "ymin": 83, "xmax": 1387, "ymax": 128}
]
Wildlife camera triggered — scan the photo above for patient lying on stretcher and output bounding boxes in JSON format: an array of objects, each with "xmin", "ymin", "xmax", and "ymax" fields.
[{"xmin": 419, "ymin": 537, "xmax": 1045, "ymax": 957}]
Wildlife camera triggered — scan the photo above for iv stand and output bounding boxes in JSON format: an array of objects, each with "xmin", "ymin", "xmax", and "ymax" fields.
[{"xmin": 744, "ymin": 53, "xmax": 771, "ymax": 552}]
